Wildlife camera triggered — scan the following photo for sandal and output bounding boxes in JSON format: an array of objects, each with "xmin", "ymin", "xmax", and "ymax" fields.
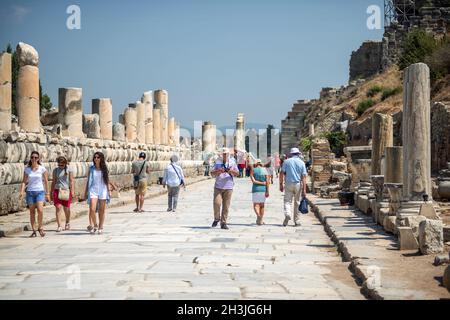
[
  {"xmin": 29, "ymin": 231, "xmax": 37, "ymax": 238},
  {"xmin": 56, "ymin": 226, "xmax": 63, "ymax": 232},
  {"xmin": 64, "ymin": 223, "xmax": 70, "ymax": 231},
  {"xmin": 38, "ymin": 228, "xmax": 45, "ymax": 237},
  {"xmin": 133, "ymin": 208, "xmax": 139, "ymax": 212},
  {"xmin": 97, "ymin": 229, "xmax": 103, "ymax": 235}
]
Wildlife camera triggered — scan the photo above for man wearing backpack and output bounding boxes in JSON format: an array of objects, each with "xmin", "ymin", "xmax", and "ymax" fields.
[
  {"xmin": 132, "ymin": 152, "xmax": 151, "ymax": 213},
  {"xmin": 163, "ymin": 154, "xmax": 185, "ymax": 213},
  {"xmin": 210, "ymin": 147, "xmax": 239, "ymax": 230},
  {"xmin": 279, "ymin": 147, "xmax": 307, "ymax": 227}
]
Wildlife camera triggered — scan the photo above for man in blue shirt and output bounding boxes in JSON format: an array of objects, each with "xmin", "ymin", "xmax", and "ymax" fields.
[{"xmin": 279, "ymin": 147, "xmax": 307, "ymax": 227}]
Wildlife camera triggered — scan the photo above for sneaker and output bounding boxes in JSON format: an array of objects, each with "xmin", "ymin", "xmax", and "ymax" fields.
[
  {"xmin": 211, "ymin": 220, "xmax": 220, "ymax": 227},
  {"xmin": 167, "ymin": 208, "xmax": 172, "ymax": 212},
  {"xmin": 172, "ymin": 209, "xmax": 176, "ymax": 213},
  {"xmin": 283, "ymin": 216, "xmax": 291, "ymax": 227},
  {"xmin": 221, "ymin": 223, "xmax": 229, "ymax": 230}
]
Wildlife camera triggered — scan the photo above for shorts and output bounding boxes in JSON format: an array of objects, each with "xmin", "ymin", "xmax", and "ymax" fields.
[
  {"xmin": 26, "ymin": 191, "xmax": 45, "ymax": 205},
  {"xmin": 135, "ymin": 180, "xmax": 147, "ymax": 196},
  {"xmin": 252, "ymin": 192, "xmax": 267, "ymax": 204},
  {"xmin": 53, "ymin": 189, "xmax": 72, "ymax": 208},
  {"xmin": 89, "ymin": 189, "xmax": 108, "ymax": 200}
]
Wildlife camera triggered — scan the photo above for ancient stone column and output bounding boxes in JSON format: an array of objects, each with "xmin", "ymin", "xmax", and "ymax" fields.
[
  {"xmin": 153, "ymin": 107, "xmax": 161, "ymax": 145},
  {"xmin": 119, "ymin": 113, "xmax": 125, "ymax": 125},
  {"xmin": 82, "ymin": 114, "xmax": 101, "ymax": 139},
  {"xmin": 124, "ymin": 106, "xmax": 137, "ymax": 142},
  {"xmin": 141, "ymin": 91, "xmax": 153, "ymax": 145},
  {"xmin": 92, "ymin": 98, "xmax": 113, "ymax": 140},
  {"xmin": 234, "ymin": 113, "xmax": 245, "ymax": 151},
  {"xmin": 371, "ymin": 113, "xmax": 393, "ymax": 175},
  {"xmin": 154, "ymin": 89, "xmax": 168, "ymax": 145},
  {"xmin": 309, "ymin": 123, "xmax": 315, "ymax": 136},
  {"xmin": 130, "ymin": 102, "xmax": 145, "ymax": 143},
  {"xmin": 402, "ymin": 63, "xmax": 431, "ymax": 201},
  {"xmin": 58, "ymin": 88, "xmax": 83, "ymax": 138},
  {"xmin": 16, "ymin": 43, "xmax": 40, "ymax": 133},
  {"xmin": 202, "ymin": 121, "xmax": 217, "ymax": 154},
  {"xmin": 385, "ymin": 146, "xmax": 403, "ymax": 183},
  {"xmin": 113, "ymin": 122, "xmax": 125, "ymax": 142},
  {"xmin": 0, "ymin": 53, "xmax": 12, "ymax": 132},
  {"xmin": 175, "ymin": 122, "xmax": 180, "ymax": 147},
  {"xmin": 168, "ymin": 117, "xmax": 175, "ymax": 146}
]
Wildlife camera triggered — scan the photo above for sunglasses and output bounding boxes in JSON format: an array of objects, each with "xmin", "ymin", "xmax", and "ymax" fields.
[
  {"xmin": 94, "ymin": 156, "xmax": 101, "ymax": 159},
  {"xmin": 31, "ymin": 156, "xmax": 39, "ymax": 159}
]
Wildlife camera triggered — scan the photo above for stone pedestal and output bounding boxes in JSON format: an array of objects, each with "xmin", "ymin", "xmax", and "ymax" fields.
[
  {"xmin": 153, "ymin": 107, "xmax": 161, "ymax": 145},
  {"xmin": 58, "ymin": 87, "xmax": 83, "ymax": 138},
  {"xmin": 370, "ymin": 175, "xmax": 385, "ymax": 202},
  {"xmin": 124, "ymin": 107, "xmax": 137, "ymax": 142},
  {"xmin": 402, "ymin": 63, "xmax": 431, "ymax": 201},
  {"xmin": 16, "ymin": 43, "xmax": 40, "ymax": 133},
  {"xmin": 82, "ymin": 114, "xmax": 101, "ymax": 139},
  {"xmin": 168, "ymin": 117, "xmax": 175, "ymax": 146},
  {"xmin": 113, "ymin": 123, "xmax": 125, "ymax": 142},
  {"xmin": 371, "ymin": 113, "xmax": 393, "ymax": 175},
  {"xmin": 385, "ymin": 183, "xmax": 403, "ymax": 216},
  {"xmin": 0, "ymin": 53, "xmax": 12, "ymax": 132},
  {"xmin": 154, "ymin": 90, "xmax": 168, "ymax": 145},
  {"xmin": 141, "ymin": 91, "xmax": 153, "ymax": 145},
  {"xmin": 92, "ymin": 98, "xmax": 113, "ymax": 140}
]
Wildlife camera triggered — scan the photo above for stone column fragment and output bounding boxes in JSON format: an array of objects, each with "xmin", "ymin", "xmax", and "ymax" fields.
[
  {"xmin": 130, "ymin": 102, "xmax": 145, "ymax": 143},
  {"xmin": 58, "ymin": 87, "xmax": 83, "ymax": 138},
  {"xmin": 141, "ymin": 91, "xmax": 153, "ymax": 144},
  {"xmin": 92, "ymin": 98, "xmax": 113, "ymax": 140},
  {"xmin": 168, "ymin": 117, "xmax": 175, "ymax": 146},
  {"xmin": 175, "ymin": 122, "xmax": 180, "ymax": 147},
  {"xmin": 385, "ymin": 146, "xmax": 403, "ymax": 183},
  {"xmin": 113, "ymin": 122, "xmax": 125, "ymax": 141},
  {"xmin": 371, "ymin": 113, "xmax": 393, "ymax": 175},
  {"xmin": 83, "ymin": 114, "xmax": 101, "ymax": 139},
  {"xmin": 202, "ymin": 121, "xmax": 217, "ymax": 154},
  {"xmin": 153, "ymin": 107, "xmax": 161, "ymax": 145},
  {"xmin": 154, "ymin": 89, "xmax": 168, "ymax": 145},
  {"xmin": 16, "ymin": 42, "xmax": 40, "ymax": 133},
  {"xmin": 234, "ymin": 113, "xmax": 245, "ymax": 151},
  {"xmin": 0, "ymin": 53, "xmax": 12, "ymax": 131},
  {"xmin": 402, "ymin": 63, "xmax": 432, "ymax": 200},
  {"xmin": 124, "ymin": 106, "xmax": 137, "ymax": 142}
]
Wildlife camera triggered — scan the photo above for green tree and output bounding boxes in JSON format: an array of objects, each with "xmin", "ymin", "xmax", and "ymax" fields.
[
  {"xmin": 324, "ymin": 131, "xmax": 347, "ymax": 157},
  {"xmin": 398, "ymin": 29, "xmax": 438, "ymax": 70}
]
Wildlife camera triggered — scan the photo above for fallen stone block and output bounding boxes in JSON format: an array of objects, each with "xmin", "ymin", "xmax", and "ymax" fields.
[
  {"xmin": 419, "ymin": 219, "xmax": 444, "ymax": 255},
  {"xmin": 419, "ymin": 203, "xmax": 439, "ymax": 220},
  {"xmin": 405, "ymin": 215, "xmax": 427, "ymax": 239},
  {"xmin": 433, "ymin": 255, "xmax": 449, "ymax": 266},
  {"xmin": 398, "ymin": 227, "xmax": 419, "ymax": 250},
  {"xmin": 383, "ymin": 216, "xmax": 397, "ymax": 234}
]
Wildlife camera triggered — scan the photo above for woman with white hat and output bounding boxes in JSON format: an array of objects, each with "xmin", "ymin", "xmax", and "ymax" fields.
[{"xmin": 250, "ymin": 159, "xmax": 270, "ymax": 225}]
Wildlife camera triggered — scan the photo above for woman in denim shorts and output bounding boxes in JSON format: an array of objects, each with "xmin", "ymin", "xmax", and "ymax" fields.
[{"xmin": 19, "ymin": 151, "xmax": 50, "ymax": 237}]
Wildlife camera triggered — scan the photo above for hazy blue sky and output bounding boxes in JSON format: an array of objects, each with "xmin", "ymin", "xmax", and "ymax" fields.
[{"xmin": 1, "ymin": 0, "xmax": 384, "ymax": 129}]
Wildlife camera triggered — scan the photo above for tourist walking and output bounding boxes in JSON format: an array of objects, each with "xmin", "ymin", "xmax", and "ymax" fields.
[
  {"xmin": 84, "ymin": 152, "xmax": 112, "ymax": 234},
  {"xmin": 163, "ymin": 154, "xmax": 185, "ymax": 212},
  {"xmin": 274, "ymin": 153, "xmax": 281, "ymax": 178},
  {"xmin": 50, "ymin": 156, "xmax": 74, "ymax": 232},
  {"xmin": 279, "ymin": 147, "xmax": 307, "ymax": 227},
  {"xmin": 210, "ymin": 147, "xmax": 239, "ymax": 230},
  {"xmin": 265, "ymin": 155, "xmax": 275, "ymax": 184},
  {"xmin": 19, "ymin": 151, "xmax": 50, "ymax": 237},
  {"xmin": 132, "ymin": 152, "xmax": 151, "ymax": 213},
  {"xmin": 250, "ymin": 159, "xmax": 270, "ymax": 225}
]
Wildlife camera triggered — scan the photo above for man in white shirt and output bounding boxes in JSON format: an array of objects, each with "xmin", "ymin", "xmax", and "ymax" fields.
[{"xmin": 163, "ymin": 154, "xmax": 186, "ymax": 213}]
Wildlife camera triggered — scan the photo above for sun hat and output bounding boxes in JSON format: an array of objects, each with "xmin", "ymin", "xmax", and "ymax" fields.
[{"xmin": 290, "ymin": 147, "xmax": 301, "ymax": 155}]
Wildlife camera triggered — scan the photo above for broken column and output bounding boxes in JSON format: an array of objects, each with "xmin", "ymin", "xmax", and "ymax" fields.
[
  {"xmin": 371, "ymin": 113, "xmax": 393, "ymax": 175},
  {"xmin": 153, "ymin": 107, "xmax": 161, "ymax": 145},
  {"xmin": 141, "ymin": 91, "xmax": 153, "ymax": 145},
  {"xmin": 92, "ymin": 98, "xmax": 113, "ymax": 140},
  {"xmin": 384, "ymin": 147, "xmax": 403, "ymax": 216},
  {"xmin": 82, "ymin": 114, "xmax": 101, "ymax": 139},
  {"xmin": 234, "ymin": 113, "xmax": 245, "ymax": 151},
  {"xmin": 58, "ymin": 88, "xmax": 83, "ymax": 138},
  {"xmin": 175, "ymin": 122, "xmax": 180, "ymax": 147},
  {"xmin": 113, "ymin": 122, "xmax": 125, "ymax": 142},
  {"xmin": 202, "ymin": 121, "xmax": 216, "ymax": 154},
  {"xmin": 154, "ymin": 89, "xmax": 168, "ymax": 145},
  {"xmin": 0, "ymin": 53, "xmax": 12, "ymax": 132},
  {"xmin": 124, "ymin": 106, "xmax": 137, "ymax": 142},
  {"xmin": 130, "ymin": 102, "xmax": 145, "ymax": 143},
  {"xmin": 402, "ymin": 63, "xmax": 432, "ymax": 201},
  {"xmin": 16, "ymin": 42, "xmax": 40, "ymax": 133},
  {"xmin": 168, "ymin": 117, "xmax": 175, "ymax": 146}
]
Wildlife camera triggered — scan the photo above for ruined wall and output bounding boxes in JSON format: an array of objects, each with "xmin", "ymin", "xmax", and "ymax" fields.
[
  {"xmin": 0, "ymin": 132, "xmax": 202, "ymax": 215},
  {"xmin": 349, "ymin": 41, "xmax": 383, "ymax": 81}
]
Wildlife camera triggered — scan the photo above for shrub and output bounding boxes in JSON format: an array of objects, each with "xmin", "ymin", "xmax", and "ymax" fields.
[
  {"xmin": 425, "ymin": 40, "xmax": 450, "ymax": 80},
  {"xmin": 398, "ymin": 29, "xmax": 438, "ymax": 70},
  {"xmin": 300, "ymin": 137, "xmax": 313, "ymax": 153},
  {"xmin": 366, "ymin": 85, "xmax": 383, "ymax": 97},
  {"xmin": 324, "ymin": 131, "xmax": 347, "ymax": 157},
  {"xmin": 356, "ymin": 98, "xmax": 375, "ymax": 116},
  {"xmin": 381, "ymin": 86, "xmax": 402, "ymax": 101}
]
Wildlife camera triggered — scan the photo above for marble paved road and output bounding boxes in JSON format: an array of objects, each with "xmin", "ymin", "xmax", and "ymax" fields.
[{"xmin": 0, "ymin": 177, "xmax": 364, "ymax": 300}]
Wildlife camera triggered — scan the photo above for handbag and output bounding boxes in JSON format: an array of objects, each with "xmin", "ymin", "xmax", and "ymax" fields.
[
  {"xmin": 299, "ymin": 197, "xmax": 309, "ymax": 214},
  {"xmin": 58, "ymin": 188, "xmax": 70, "ymax": 201},
  {"xmin": 133, "ymin": 161, "xmax": 146, "ymax": 188}
]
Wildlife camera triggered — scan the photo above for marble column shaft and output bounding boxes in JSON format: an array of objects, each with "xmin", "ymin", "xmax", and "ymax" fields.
[
  {"xmin": 154, "ymin": 90, "xmax": 168, "ymax": 145},
  {"xmin": 130, "ymin": 102, "xmax": 145, "ymax": 143},
  {"xmin": 202, "ymin": 121, "xmax": 217, "ymax": 153},
  {"xmin": 385, "ymin": 146, "xmax": 403, "ymax": 183},
  {"xmin": 0, "ymin": 53, "xmax": 12, "ymax": 131},
  {"xmin": 124, "ymin": 106, "xmax": 137, "ymax": 142},
  {"xmin": 371, "ymin": 113, "xmax": 393, "ymax": 175},
  {"xmin": 153, "ymin": 107, "xmax": 161, "ymax": 145},
  {"xmin": 402, "ymin": 63, "xmax": 432, "ymax": 200},
  {"xmin": 168, "ymin": 117, "xmax": 175, "ymax": 146},
  {"xmin": 92, "ymin": 98, "xmax": 113, "ymax": 140},
  {"xmin": 58, "ymin": 87, "xmax": 83, "ymax": 138},
  {"xmin": 141, "ymin": 91, "xmax": 153, "ymax": 145}
]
